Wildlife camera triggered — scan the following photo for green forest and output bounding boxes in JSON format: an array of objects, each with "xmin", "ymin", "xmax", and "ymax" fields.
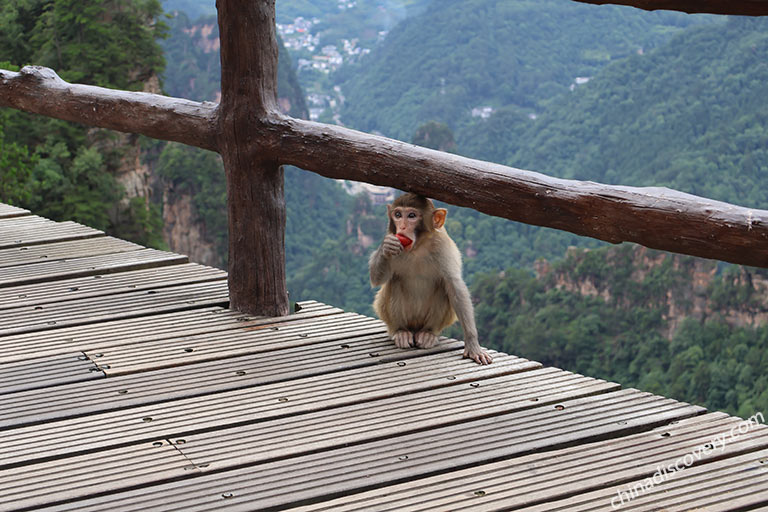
[
  {"xmin": 0, "ymin": 0, "xmax": 168, "ymax": 247},
  {"xmin": 1, "ymin": 0, "xmax": 767, "ymax": 419}
]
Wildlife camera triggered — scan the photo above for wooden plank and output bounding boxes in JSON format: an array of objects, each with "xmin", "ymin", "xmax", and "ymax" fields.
[
  {"xmin": 0, "ymin": 280, "xmax": 230, "ymax": 336},
  {"xmin": 0, "ymin": 219, "xmax": 103, "ymax": 249},
  {"xmin": 513, "ymin": 446, "xmax": 768, "ymax": 511},
  {"xmin": 0, "ymin": 215, "xmax": 53, "ymax": 227},
  {"xmin": 0, "ymin": 334, "xmax": 468, "ymax": 429},
  {"xmin": 32, "ymin": 390, "xmax": 703, "ymax": 512},
  {"xmin": 0, "ymin": 349, "xmax": 533, "ymax": 468},
  {"xmin": 0, "ymin": 300, "xmax": 341, "ymax": 364},
  {"xmin": 91, "ymin": 312, "xmax": 389, "ymax": 375},
  {"xmin": 0, "ymin": 263, "xmax": 226, "ymax": 309},
  {"xmin": 0, "ymin": 203, "xmax": 31, "ymax": 219},
  {"xmin": 286, "ymin": 412, "xmax": 768, "ymax": 512},
  {"xmin": 0, "ymin": 237, "xmax": 142, "ymax": 268},
  {"xmin": 0, "ymin": 248, "xmax": 190, "ymax": 288},
  {"xmin": 0, "ymin": 353, "xmax": 102, "ymax": 395},
  {"xmin": 0, "ymin": 440, "xmax": 197, "ymax": 512},
  {"xmin": 171, "ymin": 387, "xmax": 691, "ymax": 473}
]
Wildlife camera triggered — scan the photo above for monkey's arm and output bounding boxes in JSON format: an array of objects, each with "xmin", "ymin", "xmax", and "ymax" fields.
[
  {"xmin": 444, "ymin": 276, "xmax": 493, "ymax": 365},
  {"xmin": 369, "ymin": 234, "xmax": 401, "ymax": 286}
]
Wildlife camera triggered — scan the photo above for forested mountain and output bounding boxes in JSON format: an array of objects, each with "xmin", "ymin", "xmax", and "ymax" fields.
[
  {"xmin": 0, "ymin": 0, "xmax": 168, "ymax": 247},
  {"xmin": 466, "ymin": 16, "xmax": 768, "ymax": 210},
  {"xmin": 337, "ymin": 0, "xmax": 714, "ymax": 141}
]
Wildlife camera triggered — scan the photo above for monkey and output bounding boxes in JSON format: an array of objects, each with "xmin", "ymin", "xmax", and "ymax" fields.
[{"xmin": 369, "ymin": 193, "xmax": 493, "ymax": 365}]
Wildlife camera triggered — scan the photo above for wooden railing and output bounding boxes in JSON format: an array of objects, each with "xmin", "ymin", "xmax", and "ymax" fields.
[{"xmin": 1, "ymin": 0, "xmax": 767, "ymax": 317}]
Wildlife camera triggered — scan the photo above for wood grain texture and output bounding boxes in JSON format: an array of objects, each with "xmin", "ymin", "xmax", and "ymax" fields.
[{"xmin": 217, "ymin": 0, "xmax": 290, "ymax": 316}]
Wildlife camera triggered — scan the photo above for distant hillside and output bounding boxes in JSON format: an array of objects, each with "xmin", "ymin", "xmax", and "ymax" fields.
[
  {"xmin": 337, "ymin": 0, "xmax": 714, "ymax": 141},
  {"xmin": 492, "ymin": 16, "xmax": 768, "ymax": 210}
]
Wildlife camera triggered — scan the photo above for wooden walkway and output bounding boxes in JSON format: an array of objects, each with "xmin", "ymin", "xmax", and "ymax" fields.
[{"xmin": 1, "ymin": 202, "xmax": 767, "ymax": 512}]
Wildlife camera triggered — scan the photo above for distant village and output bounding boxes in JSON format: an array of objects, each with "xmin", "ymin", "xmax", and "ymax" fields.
[{"xmin": 277, "ymin": 12, "xmax": 380, "ymax": 123}]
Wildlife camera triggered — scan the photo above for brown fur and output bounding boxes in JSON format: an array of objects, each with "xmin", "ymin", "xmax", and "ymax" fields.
[{"xmin": 373, "ymin": 231, "xmax": 458, "ymax": 335}]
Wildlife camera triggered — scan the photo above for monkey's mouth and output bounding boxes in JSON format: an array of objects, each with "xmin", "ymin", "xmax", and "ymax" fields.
[{"xmin": 396, "ymin": 233, "xmax": 413, "ymax": 249}]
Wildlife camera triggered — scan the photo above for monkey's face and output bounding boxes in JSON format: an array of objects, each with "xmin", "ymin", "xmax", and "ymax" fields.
[{"xmin": 389, "ymin": 206, "xmax": 423, "ymax": 251}]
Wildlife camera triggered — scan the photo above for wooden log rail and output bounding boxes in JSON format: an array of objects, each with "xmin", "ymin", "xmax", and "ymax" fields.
[
  {"xmin": 574, "ymin": 0, "xmax": 768, "ymax": 15},
  {"xmin": 2, "ymin": 0, "xmax": 767, "ymax": 317}
]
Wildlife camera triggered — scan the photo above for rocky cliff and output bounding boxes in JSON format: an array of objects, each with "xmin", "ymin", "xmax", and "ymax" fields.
[{"xmin": 537, "ymin": 244, "xmax": 768, "ymax": 338}]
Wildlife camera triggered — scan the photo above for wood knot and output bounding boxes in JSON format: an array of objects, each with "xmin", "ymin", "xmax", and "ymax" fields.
[{"xmin": 21, "ymin": 65, "xmax": 64, "ymax": 83}]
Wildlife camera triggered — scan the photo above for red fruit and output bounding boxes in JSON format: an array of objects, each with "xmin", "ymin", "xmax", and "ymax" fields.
[{"xmin": 396, "ymin": 234, "xmax": 412, "ymax": 247}]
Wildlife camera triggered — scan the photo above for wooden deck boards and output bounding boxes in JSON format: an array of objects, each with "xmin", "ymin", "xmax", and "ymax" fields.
[{"xmin": 1, "ymin": 202, "xmax": 766, "ymax": 512}]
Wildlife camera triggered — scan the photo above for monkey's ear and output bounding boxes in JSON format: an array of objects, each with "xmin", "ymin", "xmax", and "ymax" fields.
[{"xmin": 433, "ymin": 208, "xmax": 447, "ymax": 229}]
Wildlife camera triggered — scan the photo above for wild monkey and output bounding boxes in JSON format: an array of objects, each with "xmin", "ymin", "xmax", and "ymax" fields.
[{"xmin": 369, "ymin": 193, "xmax": 493, "ymax": 365}]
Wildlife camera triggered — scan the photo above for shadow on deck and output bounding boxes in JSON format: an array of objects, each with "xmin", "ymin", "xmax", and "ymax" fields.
[{"xmin": 1, "ymin": 202, "xmax": 767, "ymax": 512}]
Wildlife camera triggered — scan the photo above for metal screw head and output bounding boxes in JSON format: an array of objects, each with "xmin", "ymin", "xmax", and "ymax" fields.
[
  {"xmin": 222, "ymin": 492, "xmax": 234, "ymax": 499},
  {"xmin": 474, "ymin": 490, "xmax": 486, "ymax": 497},
  {"xmin": 235, "ymin": 370, "xmax": 247, "ymax": 376},
  {"xmin": 278, "ymin": 397, "xmax": 289, "ymax": 402},
  {"xmin": 470, "ymin": 382, "xmax": 480, "ymax": 388},
  {"xmin": 398, "ymin": 455, "xmax": 408, "ymax": 461},
  {"xmin": 554, "ymin": 404, "xmax": 565, "ymax": 411},
  {"xmin": 142, "ymin": 417, "xmax": 153, "ymax": 422},
  {"xmin": 397, "ymin": 361, "xmax": 406, "ymax": 367}
]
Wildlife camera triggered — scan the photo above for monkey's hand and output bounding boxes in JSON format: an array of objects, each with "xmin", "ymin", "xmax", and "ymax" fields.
[
  {"xmin": 464, "ymin": 345, "xmax": 493, "ymax": 365},
  {"xmin": 380, "ymin": 234, "xmax": 404, "ymax": 258}
]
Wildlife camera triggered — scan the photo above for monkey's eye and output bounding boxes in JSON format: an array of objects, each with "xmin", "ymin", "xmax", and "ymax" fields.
[
  {"xmin": 408, "ymin": 212, "xmax": 416, "ymax": 219},
  {"xmin": 394, "ymin": 211, "xmax": 402, "ymax": 218}
]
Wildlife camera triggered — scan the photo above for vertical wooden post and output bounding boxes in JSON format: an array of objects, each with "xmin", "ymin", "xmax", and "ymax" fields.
[{"xmin": 217, "ymin": 0, "xmax": 289, "ymax": 316}]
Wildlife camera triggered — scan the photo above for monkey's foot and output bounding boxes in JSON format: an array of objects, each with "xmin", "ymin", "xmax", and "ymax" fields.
[
  {"xmin": 464, "ymin": 347, "xmax": 493, "ymax": 365},
  {"xmin": 393, "ymin": 330, "xmax": 415, "ymax": 349},
  {"xmin": 414, "ymin": 331, "xmax": 439, "ymax": 349}
]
